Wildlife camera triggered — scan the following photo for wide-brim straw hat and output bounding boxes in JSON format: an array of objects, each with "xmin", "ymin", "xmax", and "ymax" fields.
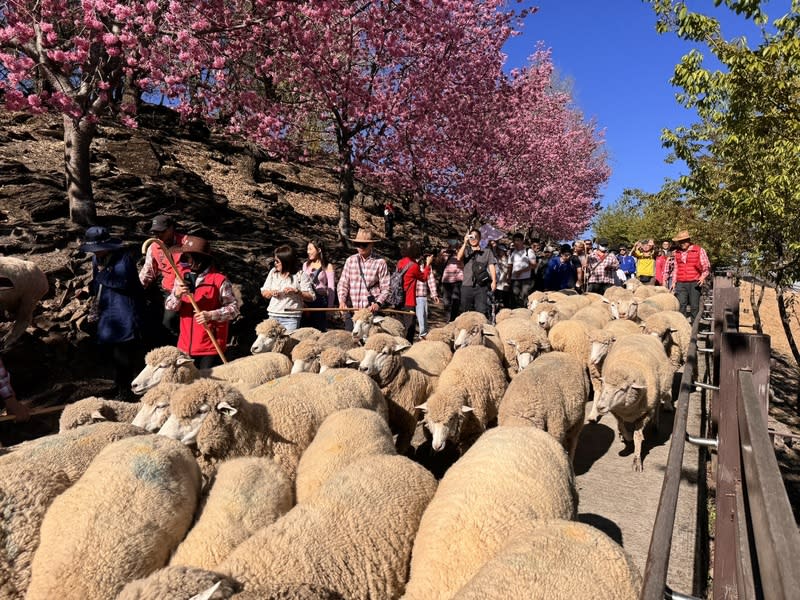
[
  {"xmin": 672, "ymin": 230, "xmax": 691, "ymax": 242},
  {"xmin": 178, "ymin": 235, "xmax": 213, "ymax": 257},
  {"xmin": 349, "ymin": 228, "xmax": 380, "ymax": 243}
]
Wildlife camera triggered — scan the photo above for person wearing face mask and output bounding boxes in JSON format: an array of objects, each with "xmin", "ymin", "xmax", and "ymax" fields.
[
  {"xmin": 585, "ymin": 238, "xmax": 619, "ymax": 295},
  {"xmin": 166, "ymin": 236, "xmax": 239, "ymax": 369}
]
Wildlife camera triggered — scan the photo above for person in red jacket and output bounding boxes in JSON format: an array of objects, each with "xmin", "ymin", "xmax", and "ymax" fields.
[
  {"xmin": 396, "ymin": 240, "xmax": 434, "ymax": 342},
  {"xmin": 165, "ymin": 236, "xmax": 239, "ymax": 369},
  {"xmin": 670, "ymin": 230, "xmax": 710, "ymax": 322}
]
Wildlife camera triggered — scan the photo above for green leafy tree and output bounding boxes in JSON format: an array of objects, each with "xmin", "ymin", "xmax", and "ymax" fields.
[{"xmin": 648, "ymin": 0, "xmax": 800, "ymax": 366}]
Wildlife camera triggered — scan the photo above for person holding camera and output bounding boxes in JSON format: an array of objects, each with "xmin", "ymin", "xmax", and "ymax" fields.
[
  {"xmin": 632, "ymin": 239, "xmax": 656, "ymax": 284},
  {"xmin": 337, "ymin": 228, "xmax": 391, "ymax": 332},
  {"xmin": 456, "ymin": 228, "xmax": 497, "ymax": 318}
]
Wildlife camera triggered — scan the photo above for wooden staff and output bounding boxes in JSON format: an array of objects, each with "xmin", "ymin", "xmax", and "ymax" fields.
[
  {"xmin": 0, "ymin": 404, "xmax": 65, "ymax": 423},
  {"xmin": 142, "ymin": 238, "xmax": 228, "ymax": 364},
  {"xmin": 284, "ymin": 307, "xmax": 415, "ymax": 316}
]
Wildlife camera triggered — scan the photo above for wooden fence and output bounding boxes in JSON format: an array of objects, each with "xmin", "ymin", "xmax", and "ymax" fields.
[{"xmin": 641, "ymin": 274, "xmax": 800, "ymax": 599}]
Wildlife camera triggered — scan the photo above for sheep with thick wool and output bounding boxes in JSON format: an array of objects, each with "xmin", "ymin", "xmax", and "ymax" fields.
[
  {"xmin": 595, "ymin": 334, "xmax": 675, "ymax": 471},
  {"xmin": 498, "ymin": 352, "xmax": 589, "ymax": 459},
  {"xmin": 350, "ymin": 308, "xmax": 405, "ymax": 343},
  {"xmin": 58, "ymin": 396, "xmax": 142, "ymax": 431},
  {"xmin": 403, "ymin": 427, "xmax": 578, "ymax": 600},
  {"xmin": 494, "ymin": 307, "xmax": 532, "ymax": 323},
  {"xmin": 548, "ymin": 319, "xmax": 607, "ymax": 404},
  {"xmin": 451, "ymin": 311, "xmax": 504, "ymax": 361},
  {"xmin": 130, "ymin": 382, "xmax": 184, "ymax": 432},
  {"xmin": 242, "ymin": 370, "xmax": 388, "ymax": 480},
  {"xmin": 170, "ymin": 458, "xmax": 293, "ymax": 570},
  {"xmin": 604, "ymin": 317, "xmax": 642, "ymax": 338},
  {"xmin": 157, "ymin": 380, "xmax": 271, "ymax": 480},
  {"xmin": 495, "ymin": 316, "xmax": 551, "ymax": 376},
  {"xmin": 451, "ymin": 520, "xmax": 641, "ymax": 600},
  {"xmin": 290, "ymin": 330, "xmax": 358, "ymax": 374},
  {"xmin": 424, "ymin": 322, "xmax": 456, "ymax": 346},
  {"xmin": 0, "ymin": 423, "xmax": 144, "ymax": 600},
  {"xmin": 27, "ymin": 435, "xmax": 202, "ymax": 600},
  {"xmin": 358, "ymin": 335, "xmax": 452, "ymax": 451},
  {"xmin": 219, "ymin": 455, "xmax": 437, "ymax": 599},
  {"xmin": 0, "ymin": 257, "xmax": 49, "ymax": 348},
  {"xmin": 571, "ymin": 303, "xmax": 613, "ymax": 330},
  {"xmin": 131, "ymin": 346, "xmax": 290, "ymax": 394},
  {"xmin": 318, "ymin": 345, "xmax": 365, "ymax": 372},
  {"xmin": 533, "ymin": 295, "xmax": 592, "ymax": 330},
  {"xmin": 295, "ymin": 408, "xmax": 396, "ymax": 503},
  {"xmin": 417, "ymin": 344, "xmax": 507, "ymax": 453},
  {"xmin": 632, "ymin": 292, "xmax": 681, "ymax": 321},
  {"xmin": 250, "ymin": 318, "xmax": 320, "ymax": 355},
  {"xmin": 642, "ymin": 309, "xmax": 692, "ymax": 368}
]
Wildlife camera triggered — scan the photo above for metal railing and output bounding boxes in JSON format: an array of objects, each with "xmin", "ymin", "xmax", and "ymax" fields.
[{"xmin": 641, "ymin": 275, "xmax": 800, "ymax": 599}]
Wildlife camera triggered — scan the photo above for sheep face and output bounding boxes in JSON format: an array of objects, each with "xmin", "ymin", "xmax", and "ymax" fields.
[
  {"xmin": 536, "ymin": 308, "xmax": 560, "ymax": 331},
  {"xmin": 132, "ymin": 396, "xmax": 171, "ymax": 432},
  {"xmin": 453, "ymin": 323, "xmax": 489, "ymax": 348},
  {"xmin": 358, "ymin": 337, "xmax": 409, "ymax": 383},
  {"xmin": 589, "ymin": 337, "xmax": 614, "ymax": 366},
  {"xmin": 417, "ymin": 394, "xmax": 474, "ymax": 452},
  {"xmin": 595, "ymin": 380, "xmax": 646, "ymax": 415},
  {"xmin": 610, "ymin": 297, "xmax": 639, "ymax": 320},
  {"xmin": 290, "ymin": 340, "xmax": 322, "ymax": 374},
  {"xmin": 505, "ymin": 338, "xmax": 540, "ymax": 372},
  {"xmin": 131, "ymin": 349, "xmax": 196, "ymax": 394},
  {"xmin": 158, "ymin": 381, "xmax": 242, "ymax": 447}
]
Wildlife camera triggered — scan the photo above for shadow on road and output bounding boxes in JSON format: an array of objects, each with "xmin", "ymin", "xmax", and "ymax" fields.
[
  {"xmin": 574, "ymin": 420, "xmax": 615, "ymax": 476},
  {"xmin": 578, "ymin": 512, "xmax": 624, "ymax": 547}
]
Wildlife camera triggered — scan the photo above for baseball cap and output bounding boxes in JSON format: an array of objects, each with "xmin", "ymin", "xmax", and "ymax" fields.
[{"xmin": 149, "ymin": 215, "xmax": 176, "ymax": 234}]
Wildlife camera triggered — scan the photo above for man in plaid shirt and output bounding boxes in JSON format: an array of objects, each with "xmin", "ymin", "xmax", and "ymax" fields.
[
  {"xmin": 0, "ymin": 356, "xmax": 29, "ymax": 420},
  {"xmin": 337, "ymin": 228, "xmax": 390, "ymax": 331},
  {"xmin": 585, "ymin": 239, "xmax": 619, "ymax": 295}
]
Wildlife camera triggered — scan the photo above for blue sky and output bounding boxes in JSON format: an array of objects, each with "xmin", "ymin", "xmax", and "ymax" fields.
[{"xmin": 502, "ymin": 0, "xmax": 785, "ymax": 212}]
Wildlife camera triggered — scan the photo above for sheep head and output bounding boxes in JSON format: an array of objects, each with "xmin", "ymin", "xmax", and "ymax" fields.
[
  {"xmin": 131, "ymin": 346, "xmax": 198, "ymax": 395},
  {"xmin": 132, "ymin": 382, "xmax": 182, "ymax": 432},
  {"xmin": 290, "ymin": 339, "xmax": 323, "ymax": 374},
  {"xmin": 594, "ymin": 376, "xmax": 646, "ymax": 416},
  {"xmin": 416, "ymin": 388, "xmax": 474, "ymax": 452},
  {"xmin": 358, "ymin": 333, "xmax": 410, "ymax": 383},
  {"xmin": 251, "ymin": 319, "xmax": 287, "ymax": 354},
  {"xmin": 588, "ymin": 331, "xmax": 615, "ymax": 366}
]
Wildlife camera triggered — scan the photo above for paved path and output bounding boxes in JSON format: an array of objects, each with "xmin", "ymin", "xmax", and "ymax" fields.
[{"xmin": 574, "ymin": 366, "xmax": 706, "ymax": 596}]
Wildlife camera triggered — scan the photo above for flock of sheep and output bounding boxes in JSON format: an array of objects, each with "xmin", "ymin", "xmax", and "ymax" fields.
[{"xmin": 0, "ymin": 277, "xmax": 692, "ymax": 599}]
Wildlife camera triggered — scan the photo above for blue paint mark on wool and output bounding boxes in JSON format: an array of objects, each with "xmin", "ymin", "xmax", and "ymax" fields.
[{"xmin": 131, "ymin": 453, "xmax": 168, "ymax": 486}]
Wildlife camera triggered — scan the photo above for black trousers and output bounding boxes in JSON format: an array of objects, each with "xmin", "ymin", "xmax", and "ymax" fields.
[
  {"xmin": 461, "ymin": 285, "xmax": 489, "ymax": 316},
  {"xmin": 675, "ymin": 281, "xmax": 702, "ymax": 321},
  {"xmin": 110, "ymin": 339, "xmax": 144, "ymax": 401},
  {"xmin": 193, "ymin": 354, "xmax": 224, "ymax": 370}
]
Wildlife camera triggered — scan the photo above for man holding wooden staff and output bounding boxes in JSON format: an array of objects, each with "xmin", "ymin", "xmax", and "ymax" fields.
[{"xmin": 165, "ymin": 236, "xmax": 239, "ymax": 369}]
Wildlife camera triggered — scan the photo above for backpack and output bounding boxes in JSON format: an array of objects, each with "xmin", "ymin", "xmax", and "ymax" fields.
[{"xmin": 386, "ymin": 262, "xmax": 413, "ymax": 308}]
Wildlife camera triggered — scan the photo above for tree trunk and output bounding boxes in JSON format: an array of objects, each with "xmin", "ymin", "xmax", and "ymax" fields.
[
  {"xmin": 64, "ymin": 115, "xmax": 96, "ymax": 226},
  {"xmin": 750, "ymin": 279, "xmax": 763, "ymax": 334},
  {"xmin": 337, "ymin": 156, "xmax": 355, "ymax": 245},
  {"xmin": 775, "ymin": 284, "xmax": 800, "ymax": 370}
]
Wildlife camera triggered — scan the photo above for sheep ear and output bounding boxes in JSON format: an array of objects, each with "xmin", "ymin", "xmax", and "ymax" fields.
[
  {"xmin": 216, "ymin": 401, "xmax": 238, "ymax": 417},
  {"xmin": 630, "ymin": 383, "xmax": 647, "ymax": 390},
  {"xmin": 176, "ymin": 355, "xmax": 195, "ymax": 366},
  {"xmin": 345, "ymin": 357, "xmax": 360, "ymax": 365},
  {"xmin": 373, "ymin": 316, "xmax": 385, "ymax": 324},
  {"xmin": 90, "ymin": 410, "xmax": 107, "ymax": 422},
  {"xmin": 506, "ymin": 338, "xmax": 518, "ymax": 348},
  {"xmin": 482, "ymin": 325, "xmax": 496, "ymax": 336},
  {"xmin": 393, "ymin": 339, "xmax": 411, "ymax": 352},
  {"xmin": 415, "ymin": 402, "xmax": 428, "ymax": 412},
  {"xmin": 602, "ymin": 297, "xmax": 611, "ymax": 304},
  {"xmin": 188, "ymin": 581, "xmax": 222, "ymax": 600},
  {"xmin": 461, "ymin": 406, "xmax": 474, "ymax": 414},
  {"xmin": 669, "ymin": 327, "xmax": 678, "ymax": 332},
  {"xmin": 640, "ymin": 323, "xmax": 646, "ymax": 330}
]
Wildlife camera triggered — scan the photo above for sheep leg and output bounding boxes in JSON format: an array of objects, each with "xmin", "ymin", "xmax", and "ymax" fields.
[
  {"xmin": 565, "ymin": 422, "xmax": 583, "ymax": 462},
  {"xmin": 617, "ymin": 418, "xmax": 633, "ymax": 444},
  {"xmin": 632, "ymin": 427, "xmax": 644, "ymax": 472},
  {"xmin": 661, "ymin": 391, "xmax": 674, "ymax": 413}
]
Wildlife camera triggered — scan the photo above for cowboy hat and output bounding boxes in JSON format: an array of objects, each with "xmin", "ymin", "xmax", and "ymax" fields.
[
  {"xmin": 79, "ymin": 226, "xmax": 124, "ymax": 253},
  {"xmin": 178, "ymin": 235, "xmax": 213, "ymax": 256},
  {"xmin": 672, "ymin": 230, "xmax": 691, "ymax": 242},
  {"xmin": 349, "ymin": 228, "xmax": 380, "ymax": 244}
]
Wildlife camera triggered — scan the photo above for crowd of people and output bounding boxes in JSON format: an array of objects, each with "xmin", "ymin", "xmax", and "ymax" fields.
[{"xmin": 0, "ymin": 218, "xmax": 710, "ymax": 417}]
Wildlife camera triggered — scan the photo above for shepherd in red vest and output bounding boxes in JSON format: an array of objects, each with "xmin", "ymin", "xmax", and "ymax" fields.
[
  {"xmin": 165, "ymin": 236, "xmax": 239, "ymax": 369},
  {"xmin": 670, "ymin": 230, "xmax": 710, "ymax": 322}
]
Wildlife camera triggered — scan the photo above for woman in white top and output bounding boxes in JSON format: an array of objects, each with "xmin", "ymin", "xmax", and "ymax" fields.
[{"xmin": 261, "ymin": 245, "xmax": 315, "ymax": 332}]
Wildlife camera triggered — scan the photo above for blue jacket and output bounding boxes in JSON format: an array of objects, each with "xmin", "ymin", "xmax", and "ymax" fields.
[
  {"xmin": 544, "ymin": 256, "xmax": 577, "ymax": 291},
  {"xmin": 618, "ymin": 255, "xmax": 637, "ymax": 276},
  {"xmin": 91, "ymin": 250, "xmax": 145, "ymax": 344}
]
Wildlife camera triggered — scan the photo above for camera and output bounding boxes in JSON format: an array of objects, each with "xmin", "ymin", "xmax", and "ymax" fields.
[
  {"xmin": 468, "ymin": 234, "xmax": 476, "ymax": 241},
  {"xmin": 367, "ymin": 295, "xmax": 376, "ymax": 305}
]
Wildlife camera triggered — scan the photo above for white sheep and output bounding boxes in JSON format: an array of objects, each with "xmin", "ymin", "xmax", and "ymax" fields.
[
  {"xmin": 425, "ymin": 322, "xmax": 456, "ymax": 347},
  {"xmin": 403, "ymin": 427, "xmax": 577, "ymax": 600},
  {"xmin": 632, "ymin": 292, "xmax": 681, "ymax": 321},
  {"xmin": 547, "ymin": 319, "xmax": 606, "ymax": 407},
  {"xmin": 290, "ymin": 330, "xmax": 358, "ymax": 374},
  {"xmin": 158, "ymin": 379, "xmax": 271, "ymax": 479},
  {"xmin": 451, "ymin": 311, "xmax": 504, "ymax": 361},
  {"xmin": 295, "ymin": 408, "xmax": 396, "ymax": 503},
  {"xmin": 58, "ymin": 396, "xmax": 142, "ymax": 431},
  {"xmin": 218, "ymin": 455, "xmax": 437, "ymax": 599},
  {"xmin": 357, "ymin": 335, "xmax": 452, "ymax": 452},
  {"xmin": 526, "ymin": 290, "xmax": 573, "ymax": 310},
  {"xmin": 602, "ymin": 288, "xmax": 638, "ymax": 320},
  {"xmin": 642, "ymin": 310, "xmax": 692, "ymax": 368},
  {"xmin": 495, "ymin": 316, "xmax": 551, "ymax": 376},
  {"xmin": 595, "ymin": 334, "xmax": 675, "ymax": 471},
  {"xmin": 249, "ymin": 318, "xmax": 320, "ymax": 355},
  {"xmin": 27, "ymin": 435, "xmax": 202, "ymax": 600},
  {"xmin": 318, "ymin": 345, "xmax": 365, "ymax": 372},
  {"xmin": 451, "ymin": 520, "xmax": 642, "ymax": 599},
  {"xmin": 131, "ymin": 346, "xmax": 291, "ymax": 394},
  {"xmin": 242, "ymin": 369, "xmax": 388, "ymax": 479},
  {"xmin": 0, "ymin": 257, "xmax": 48, "ymax": 348},
  {"xmin": 417, "ymin": 344, "xmax": 507, "ymax": 453},
  {"xmin": 498, "ymin": 352, "xmax": 589, "ymax": 460},
  {"xmin": 350, "ymin": 308, "xmax": 406, "ymax": 344},
  {"xmin": 170, "ymin": 457, "xmax": 293, "ymax": 570},
  {"xmin": 131, "ymin": 382, "xmax": 185, "ymax": 432},
  {"xmin": 0, "ymin": 423, "xmax": 144, "ymax": 599},
  {"xmin": 603, "ymin": 318, "xmax": 642, "ymax": 339},
  {"xmin": 494, "ymin": 307, "xmax": 532, "ymax": 323},
  {"xmin": 571, "ymin": 303, "xmax": 613, "ymax": 330}
]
